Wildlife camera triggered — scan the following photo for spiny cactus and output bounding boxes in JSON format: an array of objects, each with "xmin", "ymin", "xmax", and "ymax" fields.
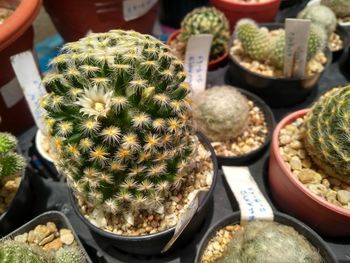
[
  {"xmin": 0, "ymin": 133, "xmax": 25, "ymax": 179},
  {"xmin": 297, "ymin": 5, "xmax": 337, "ymax": 36},
  {"xmin": 321, "ymin": 0, "xmax": 350, "ymax": 18},
  {"xmin": 234, "ymin": 19, "xmax": 270, "ymax": 62},
  {"xmin": 304, "ymin": 86, "xmax": 350, "ymax": 184},
  {"xmin": 219, "ymin": 221, "xmax": 322, "ymax": 263},
  {"xmin": 56, "ymin": 247, "xmax": 85, "ymax": 263},
  {"xmin": 178, "ymin": 7, "xmax": 230, "ymax": 60},
  {"xmin": 41, "ymin": 30, "xmax": 196, "ymax": 217},
  {"xmin": 0, "ymin": 240, "xmax": 50, "ymax": 263},
  {"xmin": 192, "ymin": 86, "xmax": 249, "ymax": 142}
]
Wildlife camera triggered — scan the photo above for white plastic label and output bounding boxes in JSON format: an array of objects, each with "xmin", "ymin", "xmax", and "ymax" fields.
[
  {"xmin": 184, "ymin": 34, "xmax": 213, "ymax": 97},
  {"xmin": 123, "ymin": 0, "xmax": 157, "ymax": 22},
  {"xmin": 284, "ymin": 19, "xmax": 311, "ymax": 78},
  {"xmin": 10, "ymin": 51, "xmax": 47, "ymax": 134},
  {"xmin": 222, "ymin": 166, "xmax": 274, "ymax": 225},
  {"xmin": 0, "ymin": 77, "xmax": 24, "ymax": 108}
]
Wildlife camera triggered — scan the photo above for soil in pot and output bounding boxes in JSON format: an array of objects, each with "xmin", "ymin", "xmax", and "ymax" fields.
[
  {"xmin": 0, "ymin": 7, "xmax": 13, "ymax": 24},
  {"xmin": 328, "ymin": 31, "xmax": 343, "ymax": 52}
]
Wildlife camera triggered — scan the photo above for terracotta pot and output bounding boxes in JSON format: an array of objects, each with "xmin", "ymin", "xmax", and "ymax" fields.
[
  {"xmin": 269, "ymin": 109, "xmax": 350, "ymax": 237},
  {"xmin": 210, "ymin": 0, "xmax": 281, "ymax": 30},
  {"xmin": 43, "ymin": 0, "xmax": 158, "ymax": 42},
  {"xmin": 166, "ymin": 30, "xmax": 229, "ymax": 71},
  {"xmin": 0, "ymin": 0, "xmax": 41, "ymax": 135}
]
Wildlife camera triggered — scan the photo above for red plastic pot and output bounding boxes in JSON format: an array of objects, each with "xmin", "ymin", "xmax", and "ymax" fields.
[
  {"xmin": 210, "ymin": 0, "xmax": 281, "ymax": 30},
  {"xmin": 166, "ymin": 30, "xmax": 229, "ymax": 71},
  {"xmin": 269, "ymin": 109, "xmax": 350, "ymax": 237},
  {"xmin": 43, "ymin": 0, "xmax": 158, "ymax": 42},
  {"xmin": 0, "ymin": 0, "xmax": 42, "ymax": 135}
]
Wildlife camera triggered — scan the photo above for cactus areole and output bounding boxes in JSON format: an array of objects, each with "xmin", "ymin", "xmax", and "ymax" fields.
[{"xmin": 41, "ymin": 30, "xmax": 198, "ymax": 218}]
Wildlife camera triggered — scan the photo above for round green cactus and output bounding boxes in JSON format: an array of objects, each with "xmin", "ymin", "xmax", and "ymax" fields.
[
  {"xmin": 0, "ymin": 240, "xmax": 49, "ymax": 263},
  {"xmin": 178, "ymin": 7, "xmax": 230, "ymax": 60},
  {"xmin": 192, "ymin": 86, "xmax": 249, "ymax": 142},
  {"xmin": 234, "ymin": 19, "xmax": 270, "ymax": 62},
  {"xmin": 41, "ymin": 30, "xmax": 195, "ymax": 216},
  {"xmin": 56, "ymin": 247, "xmax": 85, "ymax": 263},
  {"xmin": 304, "ymin": 86, "xmax": 350, "ymax": 184},
  {"xmin": 321, "ymin": 0, "xmax": 350, "ymax": 18},
  {"xmin": 297, "ymin": 4, "xmax": 337, "ymax": 36},
  {"xmin": 220, "ymin": 221, "xmax": 321, "ymax": 263}
]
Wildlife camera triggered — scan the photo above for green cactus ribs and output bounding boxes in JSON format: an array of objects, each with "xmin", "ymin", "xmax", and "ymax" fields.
[{"xmin": 304, "ymin": 86, "xmax": 350, "ymax": 184}]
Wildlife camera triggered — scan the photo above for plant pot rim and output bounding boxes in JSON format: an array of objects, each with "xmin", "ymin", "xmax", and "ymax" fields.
[
  {"xmin": 35, "ymin": 130, "xmax": 55, "ymax": 163},
  {"xmin": 272, "ymin": 109, "xmax": 350, "ymax": 217},
  {"xmin": 195, "ymin": 211, "xmax": 337, "ymax": 263},
  {"xmin": 0, "ymin": 0, "xmax": 42, "ymax": 51},
  {"xmin": 215, "ymin": 87, "xmax": 275, "ymax": 162},
  {"xmin": 212, "ymin": 0, "xmax": 281, "ymax": 7},
  {"xmin": 166, "ymin": 30, "xmax": 229, "ymax": 70},
  {"xmin": 70, "ymin": 131, "xmax": 218, "ymax": 242},
  {"xmin": 230, "ymin": 22, "xmax": 333, "ymax": 81}
]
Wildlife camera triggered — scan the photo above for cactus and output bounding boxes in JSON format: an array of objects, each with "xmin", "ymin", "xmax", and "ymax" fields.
[
  {"xmin": 0, "ymin": 133, "xmax": 25, "ymax": 179},
  {"xmin": 297, "ymin": 5, "xmax": 337, "ymax": 36},
  {"xmin": 0, "ymin": 240, "xmax": 50, "ymax": 263},
  {"xmin": 56, "ymin": 247, "xmax": 85, "ymax": 263},
  {"xmin": 219, "ymin": 221, "xmax": 322, "ymax": 263},
  {"xmin": 192, "ymin": 86, "xmax": 249, "ymax": 142},
  {"xmin": 304, "ymin": 86, "xmax": 350, "ymax": 184},
  {"xmin": 178, "ymin": 7, "xmax": 230, "ymax": 60},
  {"xmin": 321, "ymin": 0, "xmax": 350, "ymax": 18},
  {"xmin": 234, "ymin": 19, "xmax": 270, "ymax": 62},
  {"xmin": 41, "ymin": 30, "xmax": 196, "ymax": 217}
]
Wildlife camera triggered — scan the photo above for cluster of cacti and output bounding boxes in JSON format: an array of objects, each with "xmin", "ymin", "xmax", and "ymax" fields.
[
  {"xmin": 178, "ymin": 7, "xmax": 230, "ymax": 60},
  {"xmin": 235, "ymin": 19, "xmax": 327, "ymax": 70},
  {"xmin": 297, "ymin": 5, "xmax": 337, "ymax": 36},
  {"xmin": 56, "ymin": 247, "xmax": 85, "ymax": 263},
  {"xmin": 0, "ymin": 132, "xmax": 25, "ymax": 179},
  {"xmin": 192, "ymin": 86, "xmax": 249, "ymax": 142},
  {"xmin": 304, "ymin": 85, "xmax": 350, "ymax": 184},
  {"xmin": 219, "ymin": 221, "xmax": 322, "ymax": 263},
  {"xmin": 321, "ymin": 0, "xmax": 350, "ymax": 18},
  {"xmin": 41, "ymin": 30, "xmax": 195, "ymax": 217}
]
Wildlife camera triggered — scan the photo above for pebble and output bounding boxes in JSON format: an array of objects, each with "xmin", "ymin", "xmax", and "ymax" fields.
[
  {"xmin": 337, "ymin": 190, "xmax": 350, "ymax": 205},
  {"xmin": 0, "ymin": 176, "xmax": 21, "ymax": 216},
  {"xmin": 14, "ymin": 233, "xmax": 27, "ymax": 243},
  {"xmin": 290, "ymin": 156, "xmax": 302, "ymax": 170},
  {"xmin": 59, "ymin": 229, "xmax": 74, "ymax": 245},
  {"xmin": 298, "ymin": 169, "xmax": 322, "ymax": 184},
  {"xmin": 39, "ymin": 233, "xmax": 55, "ymax": 246},
  {"xmin": 43, "ymin": 238, "xmax": 62, "ymax": 251},
  {"xmin": 33, "ymin": 225, "xmax": 51, "ymax": 244}
]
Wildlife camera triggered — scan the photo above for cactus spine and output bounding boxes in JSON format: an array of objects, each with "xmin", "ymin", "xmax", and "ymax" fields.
[
  {"xmin": 304, "ymin": 85, "xmax": 350, "ymax": 183},
  {"xmin": 220, "ymin": 221, "xmax": 321, "ymax": 263},
  {"xmin": 192, "ymin": 86, "xmax": 249, "ymax": 142},
  {"xmin": 178, "ymin": 7, "xmax": 230, "ymax": 60},
  {"xmin": 41, "ymin": 30, "xmax": 195, "ymax": 217},
  {"xmin": 0, "ymin": 240, "xmax": 49, "ymax": 263},
  {"xmin": 56, "ymin": 247, "xmax": 85, "ymax": 263},
  {"xmin": 321, "ymin": 0, "xmax": 350, "ymax": 18},
  {"xmin": 0, "ymin": 133, "xmax": 25, "ymax": 179}
]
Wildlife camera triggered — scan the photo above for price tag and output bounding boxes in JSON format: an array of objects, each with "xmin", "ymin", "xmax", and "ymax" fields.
[
  {"xmin": 10, "ymin": 51, "xmax": 47, "ymax": 135},
  {"xmin": 123, "ymin": 0, "xmax": 157, "ymax": 22},
  {"xmin": 222, "ymin": 166, "xmax": 274, "ymax": 225},
  {"xmin": 184, "ymin": 34, "xmax": 213, "ymax": 97},
  {"xmin": 284, "ymin": 19, "xmax": 311, "ymax": 78}
]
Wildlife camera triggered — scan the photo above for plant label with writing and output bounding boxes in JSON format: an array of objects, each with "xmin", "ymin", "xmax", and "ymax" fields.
[
  {"xmin": 184, "ymin": 34, "xmax": 213, "ymax": 97},
  {"xmin": 284, "ymin": 19, "xmax": 311, "ymax": 78},
  {"xmin": 10, "ymin": 51, "xmax": 47, "ymax": 135},
  {"xmin": 222, "ymin": 166, "xmax": 274, "ymax": 225},
  {"xmin": 123, "ymin": 0, "xmax": 157, "ymax": 22}
]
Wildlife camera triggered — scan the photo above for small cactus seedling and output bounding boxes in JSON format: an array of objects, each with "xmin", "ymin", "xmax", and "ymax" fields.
[
  {"xmin": 219, "ymin": 221, "xmax": 322, "ymax": 263},
  {"xmin": 192, "ymin": 86, "xmax": 249, "ymax": 142},
  {"xmin": 177, "ymin": 7, "xmax": 230, "ymax": 60},
  {"xmin": 56, "ymin": 246, "xmax": 85, "ymax": 263},
  {"xmin": 321, "ymin": 0, "xmax": 350, "ymax": 18},
  {"xmin": 0, "ymin": 132, "xmax": 25, "ymax": 179},
  {"xmin": 304, "ymin": 85, "xmax": 350, "ymax": 184},
  {"xmin": 297, "ymin": 4, "xmax": 337, "ymax": 37}
]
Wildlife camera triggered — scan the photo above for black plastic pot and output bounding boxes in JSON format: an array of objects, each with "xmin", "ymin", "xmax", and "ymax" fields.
[
  {"xmin": 215, "ymin": 88, "xmax": 275, "ymax": 167},
  {"xmin": 5, "ymin": 211, "xmax": 92, "ymax": 263},
  {"xmin": 70, "ymin": 132, "xmax": 218, "ymax": 256},
  {"xmin": 0, "ymin": 168, "xmax": 33, "ymax": 235},
  {"xmin": 195, "ymin": 212, "xmax": 338, "ymax": 263},
  {"xmin": 226, "ymin": 23, "xmax": 333, "ymax": 108},
  {"xmin": 332, "ymin": 25, "xmax": 350, "ymax": 61}
]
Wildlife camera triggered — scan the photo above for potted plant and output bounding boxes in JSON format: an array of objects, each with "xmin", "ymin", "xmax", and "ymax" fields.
[
  {"xmin": 0, "ymin": 0, "xmax": 41, "ymax": 135},
  {"xmin": 40, "ymin": 30, "xmax": 218, "ymax": 255},
  {"xmin": 269, "ymin": 85, "xmax": 350, "ymax": 237},
  {"xmin": 210, "ymin": 0, "xmax": 281, "ymax": 30},
  {"xmin": 227, "ymin": 19, "xmax": 332, "ymax": 107},
  {"xmin": 166, "ymin": 7, "xmax": 230, "ymax": 71},
  {"xmin": 192, "ymin": 85, "xmax": 275, "ymax": 166},
  {"xmin": 2, "ymin": 211, "xmax": 92, "ymax": 262},
  {"xmin": 43, "ymin": 0, "xmax": 159, "ymax": 42},
  {"xmin": 308, "ymin": 0, "xmax": 350, "ymax": 26}
]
